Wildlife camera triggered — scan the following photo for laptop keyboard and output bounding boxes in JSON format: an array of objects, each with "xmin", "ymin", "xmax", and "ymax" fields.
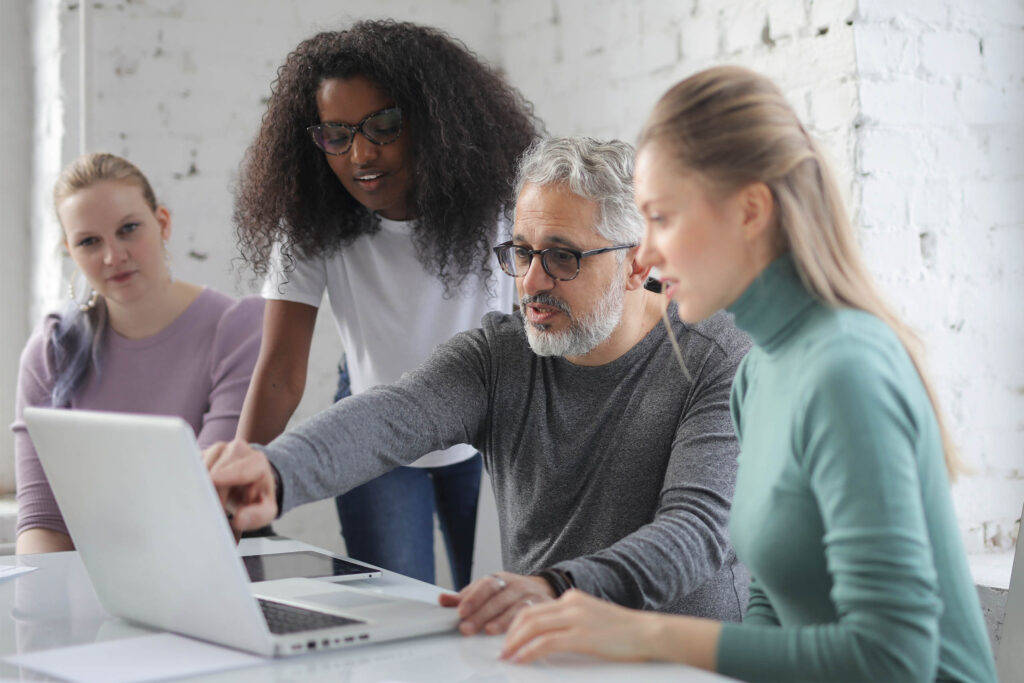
[{"xmin": 258, "ymin": 599, "xmax": 363, "ymax": 634}]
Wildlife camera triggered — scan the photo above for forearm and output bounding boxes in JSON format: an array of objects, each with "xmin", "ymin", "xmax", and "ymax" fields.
[
  {"xmin": 15, "ymin": 430, "xmax": 69, "ymax": 539},
  {"xmin": 646, "ymin": 613, "xmax": 721, "ymax": 670},
  {"xmin": 16, "ymin": 527, "xmax": 74, "ymax": 555},
  {"xmin": 267, "ymin": 381, "xmax": 476, "ymax": 513},
  {"xmin": 236, "ymin": 298, "xmax": 316, "ymax": 444},
  {"xmin": 555, "ymin": 490, "xmax": 733, "ymax": 610},
  {"xmin": 266, "ymin": 333, "xmax": 490, "ymax": 513},
  {"xmin": 235, "ymin": 363, "xmax": 304, "ymax": 444}
]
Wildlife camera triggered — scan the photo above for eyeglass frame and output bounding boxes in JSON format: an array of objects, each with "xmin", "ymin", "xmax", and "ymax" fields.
[
  {"xmin": 306, "ymin": 106, "xmax": 403, "ymax": 156},
  {"xmin": 492, "ymin": 240, "xmax": 638, "ymax": 282}
]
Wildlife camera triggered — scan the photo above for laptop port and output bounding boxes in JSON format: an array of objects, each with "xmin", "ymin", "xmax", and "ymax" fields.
[
  {"xmin": 307, "ymin": 641, "xmax": 316, "ymax": 650},
  {"xmin": 358, "ymin": 634, "xmax": 369, "ymax": 640},
  {"xmin": 344, "ymin": 636, "xmax": 355, "ymax": 642}
]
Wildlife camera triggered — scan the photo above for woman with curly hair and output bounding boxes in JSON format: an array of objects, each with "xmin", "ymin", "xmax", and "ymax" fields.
[{"xmin": 234, "ymin": 20, "xmax": 542, "ymax": 589}]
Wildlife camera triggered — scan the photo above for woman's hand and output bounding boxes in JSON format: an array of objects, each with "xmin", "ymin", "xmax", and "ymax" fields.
[
  {"xmin": 501, "ymin": 589, "xmax": 658, "ymax": 663},
  {"xmin": 501, "ymin": 589, "xmax": 722, "ymax": 669}
]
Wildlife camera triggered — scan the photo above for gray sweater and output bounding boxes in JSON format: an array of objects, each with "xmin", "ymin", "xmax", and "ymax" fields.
[{"xmin": 267, "ymin": 305, "xmax": 751, "ymax": 619}]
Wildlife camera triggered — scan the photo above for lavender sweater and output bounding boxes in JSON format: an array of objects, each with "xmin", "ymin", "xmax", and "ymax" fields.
[{"xmin": 12, "ymin": 289, "xmax": 263, "ymax": 537}]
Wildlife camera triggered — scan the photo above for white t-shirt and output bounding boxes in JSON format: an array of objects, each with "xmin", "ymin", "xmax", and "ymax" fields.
[{"xmin": 262, "ymin": 216, "xmax": 515, "ymax": 468}]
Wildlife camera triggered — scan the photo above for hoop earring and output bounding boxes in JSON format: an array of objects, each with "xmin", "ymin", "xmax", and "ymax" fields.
[
  {"xmin": 68, "ymin": 272, "xmax": 99, "ymax": 312},
  {"xmin": 163, "ymin": 240, "xmax": 175, "ymax": 284}
]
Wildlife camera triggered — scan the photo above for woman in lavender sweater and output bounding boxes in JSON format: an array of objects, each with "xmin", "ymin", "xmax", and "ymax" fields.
[{"xmin": 12, "ymin": 153, "xmax": 262, "ymax": 555}]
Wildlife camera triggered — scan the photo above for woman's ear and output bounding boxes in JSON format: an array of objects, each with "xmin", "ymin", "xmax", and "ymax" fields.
[
  {"xmin": 738, "ymin": 182, "xmax": 774, "ymax": 242},
  {"xmin": 156, "ymin": 206, "xmax": 172, "ymax": 241}
]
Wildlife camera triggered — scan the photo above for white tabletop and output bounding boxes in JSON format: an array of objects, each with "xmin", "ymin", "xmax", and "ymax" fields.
[{"xmin": 0, "ymin": 537, "xmax": 734, "ymax": 682}]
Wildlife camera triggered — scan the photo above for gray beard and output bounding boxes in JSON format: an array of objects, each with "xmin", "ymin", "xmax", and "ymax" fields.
[{"xmin": 521, "ymin": 279, "xmax": 625, "ymax": 358}]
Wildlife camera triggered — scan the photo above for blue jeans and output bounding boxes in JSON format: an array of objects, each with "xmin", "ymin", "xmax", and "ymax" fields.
[{"xmin": 333, "ymin": 361, "xmax": 481, "ymax": 589}]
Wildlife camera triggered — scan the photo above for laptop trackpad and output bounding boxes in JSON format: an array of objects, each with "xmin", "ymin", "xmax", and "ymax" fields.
[
  {"xmin": 252, "ymin": 578, "xmax": 391, "ymax": 611},
  {"xmin": 292, "ymin": 590, "xmax": 382, "ymax": 610}
]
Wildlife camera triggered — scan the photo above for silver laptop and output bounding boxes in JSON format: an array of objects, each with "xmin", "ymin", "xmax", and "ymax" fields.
[{"xmin": 23, "ymin": 407, "xmax": 459, "ymax": 657}]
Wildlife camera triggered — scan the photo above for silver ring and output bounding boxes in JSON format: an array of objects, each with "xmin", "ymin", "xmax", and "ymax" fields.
[
  {"xmin": 522, "ymin": 598, "xmax": 535, "ymax": 607},
  {"xmin": 491, "ymin": 574, "xmax": 508, "ymax": 591}
]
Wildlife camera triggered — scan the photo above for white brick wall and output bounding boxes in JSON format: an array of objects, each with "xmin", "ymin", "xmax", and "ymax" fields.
[
  {"xmin": 6, "ymin": 0, "xmax": 1021, "ymax": 558},
  {"xmin": 497, "ymin": 0, "xmax": 1021, "ymax": 552},
  {"xmin": 855, "ymin": 0, "xmax": 1024, "ymax": 552}
]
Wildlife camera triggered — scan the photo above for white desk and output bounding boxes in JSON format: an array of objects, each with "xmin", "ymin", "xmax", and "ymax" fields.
[{"xmin": 0, "ymin": 537, "xmax": 734, "ymax": 682}]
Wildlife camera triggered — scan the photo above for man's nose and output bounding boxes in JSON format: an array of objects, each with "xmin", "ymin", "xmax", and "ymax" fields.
[{"xmin": 520, "ymin": 254, "xmax": 555, "ymax": 295}]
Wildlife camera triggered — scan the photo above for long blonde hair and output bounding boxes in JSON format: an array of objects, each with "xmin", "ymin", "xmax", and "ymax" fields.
[{"xmin": 639, "ymin": 65, "xmax": 962, "ymax": 478}]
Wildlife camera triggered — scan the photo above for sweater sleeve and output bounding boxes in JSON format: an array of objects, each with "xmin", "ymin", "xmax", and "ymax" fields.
[
  {"xmin": 11, "ymin": 319, "xmax": 69, "ymax": 537},
  {"xmin": 743, "ymin": 578, "xmax": 780, "ymax": 626},
  {"xmin": 717, "ymin": 341, "xmax": 943, "ymax": 682},
  {"xmin": 552, "ymin": 337, "xmax": 743, "ymax": 611},
  {"xmin": 265, "ymin": 327, "xmax": 491, "ymax": 514},
  {"xmin": 195, "ymin": 296, "xmax": 264, "ymax": 448}
]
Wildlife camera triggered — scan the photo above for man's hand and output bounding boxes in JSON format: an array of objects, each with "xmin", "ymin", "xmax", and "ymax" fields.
[
  {"xmin": 438, "ymin": 572, "xmax": 556, "ymax": 636},
  {"xmin": 203, "ymin": 439, "xmax": 278, "ymax": 539}
]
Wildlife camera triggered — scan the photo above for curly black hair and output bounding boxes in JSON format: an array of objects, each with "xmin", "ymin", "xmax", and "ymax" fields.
[{"xmin": 234, "ymin": 19, "xmax": 543, "ymax": 291}]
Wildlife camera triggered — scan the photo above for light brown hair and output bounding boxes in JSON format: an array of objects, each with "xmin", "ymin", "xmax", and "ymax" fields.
[
  {"xmin": 53, "ymin": 152, "xmax": 158, "ymax": 221},
  {"xmin": 639, "ymin": 65, "xmax": 962, "ymax": 478}
]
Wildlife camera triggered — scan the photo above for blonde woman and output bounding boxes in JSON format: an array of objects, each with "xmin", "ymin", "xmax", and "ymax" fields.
[
  {"xmin": 13, "ymin": 153, "xmax": 262, "ymax": 555},
  {"xmin": 502, "ymin": 67, "xmax": 996, "ymax": 682}
]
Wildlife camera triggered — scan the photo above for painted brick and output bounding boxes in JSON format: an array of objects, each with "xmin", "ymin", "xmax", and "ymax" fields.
[
  {"xmin": 640, "ymin": 0, "xmax": 689, "ymax": 34},
  {"xmin": 958, "ymin": 77, "xmax": 1024, "ymax": 125},
  {"xmin": 963, "ymin": 179, "xmax": 1024, "ymax": 227},
  {"xmin": 858, "ymin": 179, "xmax": 913, "ymax": 233},
  {"xmin": 955, "ymin": 0, "xmax": 1024, "ymax": 26},
  {"xmin": 910, "ymin": 178, "xmax": 963, "ymax": 228},
  {"xmin": 808, "ymin": 0, "xmax": 856, "ymax": 31},
  {"xmin": 808, "ymin": 77, "xmax": 858, "ymax": 132},
  {"xmin": 721, "ymin": 1, "xmax": 768, "ymax": 55},
  {"xmin": 860, "ymin": 78, "xmax": 931, "ymax": 125},
  {"xmin": 766, "ymin": 0, "xmax": 805, "ymax": 41},
  {"xmin": 920, "ymin": 30, "xmax": 985, "ymax": 80},
  {"xmin": 497, "ymin": 0, "xmax": 555, "ymax": 37},
  {"xmin": 929, "ymin": 127, "xmax": 990, "ymax": 179},
  {"xmin": 859, "ymin": 126, "xmax": 932, "ymax": 176},
  {"xmin": 679, "ymin": 8, "xmax": 720, "ymax": 62},
  {"xmin": 638, "ymin": 25, "xmax": 679, "ymax": 73},
  {"xmin": 982, "ymin": 28, "xmax": 1024, "ymax": 80},
  {"xmin": 855, "ymin": 25, "xmax": 917, "ymax": 77}
]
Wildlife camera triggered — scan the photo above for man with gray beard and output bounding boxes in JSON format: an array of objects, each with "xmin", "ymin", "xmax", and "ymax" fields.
[{"xmin": 206, "ymin": 138, "xmax": 752, "ymax": 638}]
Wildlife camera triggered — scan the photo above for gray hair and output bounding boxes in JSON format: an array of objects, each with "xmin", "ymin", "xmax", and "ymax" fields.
[{"xmin": 512, "ymin": 137, "xmax": 644, "ymax": 245}]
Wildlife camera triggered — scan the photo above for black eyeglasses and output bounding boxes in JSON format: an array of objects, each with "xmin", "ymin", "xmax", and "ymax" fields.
[
  {"xmin": 493, "ymin": 240, "xmax": 637, "ymax": 281},
  {"xmin": 307, "ymin": 106, "xmax": 403, "ymax": 155}
]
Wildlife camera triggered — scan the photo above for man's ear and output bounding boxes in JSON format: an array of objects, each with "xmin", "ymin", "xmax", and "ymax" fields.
[
  {"xmin": 737, "ymin": 182, "xmax": 774, "ymax": 242},
  {"xmin": 624, "ymin": 247, "xmax": 652, "ymax": 291}
]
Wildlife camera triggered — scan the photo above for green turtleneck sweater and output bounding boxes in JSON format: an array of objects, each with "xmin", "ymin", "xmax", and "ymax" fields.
[{"xmin": 716, "ymin": 254, "xmax": 995, "ymax": 682}]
